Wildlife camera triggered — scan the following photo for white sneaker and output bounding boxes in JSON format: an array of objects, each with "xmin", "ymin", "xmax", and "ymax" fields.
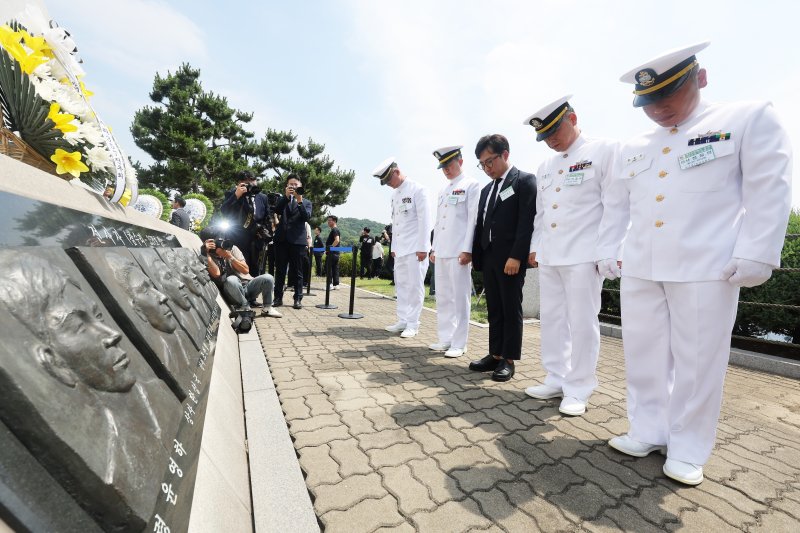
[
  {"xmin": 444, "ymin": 347, "xmax": 465, "ymax": 358},
  {"xmin": 332, "ymin": 284, "xmax": 340, "ymax": 290},
  {"xmin": 400, "ymin": 328, "xmax": 418, "ymax": 338},
  {"xmin": 429, "ymin": 342, "xmax": 451, "ymax": 352},
  {"xmin": 558, "ymin": 396, "xmax": 586, "ymax": 416},
  {"xmin": 384, "ymin": 322, "xmax": 407, "ymax": 333},
  {"xmin": 608, "ymin": 435, "xmax": 666, "ymax": 458},
  {"xmin": 663, "ymin": 459, "xmax": 703, "ymax": 486},
  {"xmin": 261, "ymin": 306, "xmax": 283, "ymax": 318},
  {"xmin": 524, "ymin": 384, "xmax": 563, "ymax": 400}
]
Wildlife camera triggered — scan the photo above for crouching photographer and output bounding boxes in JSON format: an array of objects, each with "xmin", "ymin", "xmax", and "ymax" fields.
[
  {"xmin": 219, "ymin": 170, "xmax": 273, "ymax": 276},
  {"xmin": 200, "ymin": 228, "xmax": 283, "ymax": 335}
]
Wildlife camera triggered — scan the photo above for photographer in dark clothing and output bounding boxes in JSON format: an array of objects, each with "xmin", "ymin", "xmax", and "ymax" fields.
[
  {"xmin": 219, "ymin": 171, "xmax": 272, "ymax": 276},
  {"xmin": 359, "ymin": 227, "xmax": 376, "ymax": 279},
  {"xmin": 273, "ymin": 174, "xmax": 312, "ymax": 309},
  {"xmin": 313, "ymin": 226, "xmax": 324, "ymax": 276}
]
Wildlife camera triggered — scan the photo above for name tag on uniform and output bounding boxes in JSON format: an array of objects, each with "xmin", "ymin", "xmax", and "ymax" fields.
[
  {"xmin": 678, "ymin": 145, "xmax": 715, "ymax": 170},
  {"xmin": 499, "ymin": 187, "xmax": 515, "ymax": 201},
  {"xmin": 563, "ymin": 172, "xmax": 584, "ymax": 186},
  {"xmin": 448, "ymin": 194, "xmax": 459, "ymax": 205}
]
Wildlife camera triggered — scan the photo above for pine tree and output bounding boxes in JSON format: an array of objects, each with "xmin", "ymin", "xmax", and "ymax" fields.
[{"xmin": 131, "ymin": 63, "xmax": 294, "ymax": 203}]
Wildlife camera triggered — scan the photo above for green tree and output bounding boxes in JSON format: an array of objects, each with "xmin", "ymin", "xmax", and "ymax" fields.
[
  {"xmin": 130, "ymin": 63, "xmax": 294, "ymax": 203},
  {"xmin": 131, "ymin": 64, "xmax": 355, "ymax": 217}
]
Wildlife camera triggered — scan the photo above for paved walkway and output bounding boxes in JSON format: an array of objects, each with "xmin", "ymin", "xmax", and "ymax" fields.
[{"xmin": 254, "ymin": 283, "xmax": 800, "ymax": 532}]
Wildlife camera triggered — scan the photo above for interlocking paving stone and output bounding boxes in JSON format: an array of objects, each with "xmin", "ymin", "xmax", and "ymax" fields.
[{"xmin": 255, "ymin": 282, "xmax": 800, "ymax": 532}]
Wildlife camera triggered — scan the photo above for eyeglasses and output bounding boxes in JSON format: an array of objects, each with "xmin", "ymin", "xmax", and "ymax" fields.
[{"xmin": 477, "ymin": 154, "xmax": 501, "ymax": 170}]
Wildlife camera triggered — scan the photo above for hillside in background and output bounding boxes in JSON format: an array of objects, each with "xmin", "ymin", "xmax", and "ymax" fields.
[{"xmin": 318, "ymin": 217, "xmax": 389, "ymax": 246}]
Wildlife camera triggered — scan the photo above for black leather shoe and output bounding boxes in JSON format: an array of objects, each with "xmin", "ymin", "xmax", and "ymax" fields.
[
  {"xmin": 273, "ymin": 299, "xmax": 283, "ymax": 307},
  {"xmin": 469, "ymin": 354, "xmax": 501, "ymax": 372},
  {"xmin": 492, "ymin": 360, "xmax": 515, "ymax": 382},
  {"xmin": 293, "ymin": 299, "xmax": 302, "ymax": 309}
]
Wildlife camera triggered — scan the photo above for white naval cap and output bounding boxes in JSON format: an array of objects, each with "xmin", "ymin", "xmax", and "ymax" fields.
[
  {"xmin": 432, "ymin": 145, "xmax": 463, "ymax": 168},
  {"xmin": 620, "ymin": 40, "xmax": 710, "ymax": 107},
  {"xmin": 372, "ymin": 156, "xmax": 397, "ymax": 185},
  {"xmin": 522, "ymin": 94, "xmax": 574, "ymax": 142}
]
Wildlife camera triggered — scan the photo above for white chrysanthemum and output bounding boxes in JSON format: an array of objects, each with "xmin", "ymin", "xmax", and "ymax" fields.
[
  {"xmin": 78, "ymin": 122, "xmax": 105, "ymax": 146},
  {"xmin": 85, "ymin": 145, "xmax": 114, "ymax": 172}
]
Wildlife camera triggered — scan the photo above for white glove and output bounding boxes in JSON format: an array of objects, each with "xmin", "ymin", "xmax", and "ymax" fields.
[
  {"xmin": 720, "ymin": 258, "xmax": 773, "ymax": 288},
  {"xmin": 597, "ymin": 258, "xmax": 621, "ymax": 280}
]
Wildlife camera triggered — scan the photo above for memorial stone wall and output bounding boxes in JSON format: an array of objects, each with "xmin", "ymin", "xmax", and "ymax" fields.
[{"xmin": 0, "ymin": 156, "xmax": 251, "ymax": 532}]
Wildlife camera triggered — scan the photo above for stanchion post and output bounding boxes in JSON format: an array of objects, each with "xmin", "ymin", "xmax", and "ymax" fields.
[
  {"xmin": 305, "ymin": 247, "xmax": 315, "ymax": 296},
  {"xmin": 316, "ymin": 244, "xmax": 338, "ymax": 309},
  {"xmin": 339, "ymin": 244, "xmax": 364, "ymax": 319}
]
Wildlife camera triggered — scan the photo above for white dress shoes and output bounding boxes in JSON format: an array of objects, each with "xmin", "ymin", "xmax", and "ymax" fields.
[
  {"xmin": 444, "ymin": 347, "xmax": 465, "ymax": 358},
  {"xmin": 663, "ymin": 459, "xmax": 704, "ymax": 485},
  {"xmin": 428, "ymin": 342, "xmax": 451, "ymax": 352},
  {"xmin": 524, "ymin": 384, "xmax": 563, "ymax": 400},
  {"xmin": 384, "ymin": 322, "xmax": 407, "ymax": 333},
  {"xmin": 558, "ymin": 396, "xmax": 586, "ymax": 416},
  {"xmin": 400, "ymin": 328, "xmax": 418, "ymax": 338},
  {"xmin": 608, "ymin": 435, "xmax": 667, "ymax": 458}
]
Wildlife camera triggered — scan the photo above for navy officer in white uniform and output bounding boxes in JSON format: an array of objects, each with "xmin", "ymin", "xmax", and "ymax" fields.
[
  {"xmin": 373, "ymin": 157, "xmax": 433, "ymax": 338},
  {"xmin": 597, "ymin": 41, "xmax": 792, "ymax": 485},
  {"xmin": 522, "ymin": 95, "xmax": 619, "ymax": 416},
  {"xmin": 429, "ymin": 146, "xmax": 481, "ymax": 358}
]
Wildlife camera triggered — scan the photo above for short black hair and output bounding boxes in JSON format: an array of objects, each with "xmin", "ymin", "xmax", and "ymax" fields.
[
  {"xmin": 236, "ymin": 170, "xmax": 253, "ymax": 182},
  {"xmin": 363, "ymin": 227, "xmax": 370, "ymax": 233},
  {"xmin": 314, "ymin": 226, "xmax": 321, "ymax": 232},
  {"xmin": 173, "ymin": 196, "xmax": 186, "ymax": 207},
  {"xmin": 199, "ymin": 227, "xmax": 216, "ymax": 241},
  {"xmin": 475, "ymin": 134, "xmax": 510, "ymax": 158},
  {"xmin": 285, "ymin": 173, "xmax": 302, "ymax": 185},
  {"xmin": 327, "ymin": 215, "xmax": 338, "ymax": 222}
]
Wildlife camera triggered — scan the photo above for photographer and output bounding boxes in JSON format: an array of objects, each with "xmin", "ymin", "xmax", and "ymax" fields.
[
  {"xmin": 200, "ymin": 227, "xmax": 283, "ymax": 318},
  {"xmin": 359, "ymin": 227, "xmax": 376, "ymax": 279},
  {"xmin": 272, "ymin": 174, "xmax": 312, "ymax": 309},
  {"xmin": 219, "ymin": 170, "xmax": 272, "ymax": 276}
]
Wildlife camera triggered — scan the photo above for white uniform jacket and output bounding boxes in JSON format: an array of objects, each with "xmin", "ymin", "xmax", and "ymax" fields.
[
  {"xmin": 432, "ymin": 173, "xmax": 481, "ymax": 258},
  {"xmin": 530, "ymin": 135, "xmax": 619, "ymax": 266},
  {"xmin": 391, "ymin": 178, "xmax": 433, "ymax": 257},
  {"xmin": 598, "ymin": 100, "xmax": 792, "ymax": 282}
]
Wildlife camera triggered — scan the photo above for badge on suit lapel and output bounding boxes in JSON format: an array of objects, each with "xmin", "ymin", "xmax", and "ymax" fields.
[{"xmin": 499, "ymin": 187, "xmax": 515, "ymax": 202}]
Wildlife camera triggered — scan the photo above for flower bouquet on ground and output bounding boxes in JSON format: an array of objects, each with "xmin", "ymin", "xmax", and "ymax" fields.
[{"xmin": 0, "ymin": 9, "xmax": 137, "ymax": 204}]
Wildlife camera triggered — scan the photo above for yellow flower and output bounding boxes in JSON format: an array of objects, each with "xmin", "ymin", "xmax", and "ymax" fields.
[
  {"xmin": 50, "ymin": 148, "xmax": 89, "ymax": 178},
  {"xmin": 20, "ymin": 30, "xmax": 52, "ymax": 57},
  {"xmin": 47, "ymin": 103, "xmax": 78, "ymax": 133},
  {"xmin": 79, "ymin": 80, "xmax": 94, "ymax": 98},
  {"xmin": 0, "ymin": 26, "xmax": 49, "ymax": 74}
]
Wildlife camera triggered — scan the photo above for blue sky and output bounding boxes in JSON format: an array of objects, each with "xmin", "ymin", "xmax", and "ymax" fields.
[{"xmin": 12, "ymin": 0, "xmax": 799, "ymax": 222}]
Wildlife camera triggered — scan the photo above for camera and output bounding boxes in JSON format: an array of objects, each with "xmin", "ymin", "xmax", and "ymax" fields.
[
  {"xmin": 214, "ymin": 238, "xmax": 233, "ymax": 250},
  {"xmin": 245, "ymin": 183, "xmax": 261, "ymax": 195},
  {"xmin": 289, "ymin": 185, "xmax": 305, "ymax": 196},
  {"xmin": 266, "ymin": 192, "xmax": 282, "ymax": 208}
]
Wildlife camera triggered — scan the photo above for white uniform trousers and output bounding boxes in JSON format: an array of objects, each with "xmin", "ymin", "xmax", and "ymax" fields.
[
  {"xmin": 394, "ymin": 252, "xmax": 429, "ymax": 329},
  {"xmin": 434, "ymin": 257, "xmax": 472, "ymax": 349},
  {"xmin": 621, "ymin": 276, "xmax": 739, "ymax": 465},
  {"xmin": 539, "ymin": 263, "xmax": 603, "ymax": 400}
]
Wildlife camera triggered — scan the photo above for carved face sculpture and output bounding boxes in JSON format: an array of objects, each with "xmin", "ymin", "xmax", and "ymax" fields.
[
  {"xmin": 127, "ymin": 268, "xmax": 179, "ymax": 333},
  {"xmin": 45, "ymin": 283, "xmax": 137, "ymax": 393},
  {"xmin": 163, "ymin": 250, "xmax": 203, "ymax": 295},
  {"xmin": 154, "ymin": 266, "xmax": 192, "ymax": 311},
  {"xmin": 188, "ymin": 258, "xmax": 211, "ymax": 285}
]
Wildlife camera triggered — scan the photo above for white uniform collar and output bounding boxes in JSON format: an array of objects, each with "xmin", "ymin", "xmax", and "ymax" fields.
[
  {"xmin": 447, "ymin": 172, "xmax": 465, "ymax": 188},
  {"xmin": 673, "ymin": 99, "xmax": 709, "ymax": 128},
  {"xmin": 562, "ymin": 133, "xmax": 586, "ymax": 154}
]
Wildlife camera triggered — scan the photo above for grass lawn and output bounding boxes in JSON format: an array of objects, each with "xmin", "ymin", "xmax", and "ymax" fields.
[{"xmin": 326, "ymin": 275, "xmax": 489, "ymax": 324}]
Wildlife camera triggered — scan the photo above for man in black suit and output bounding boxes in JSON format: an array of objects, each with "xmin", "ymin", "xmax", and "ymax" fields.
[
  {"xmin": 273, "ymin": 174, "xmax": 312, "ymax": 309},
  {"xmin": 468, "ymin": 134, "xmax": 536, "ymax": 381},
  {"xmin": 219, "ymin": 171, "xmax": 272, "ymax": 276}
]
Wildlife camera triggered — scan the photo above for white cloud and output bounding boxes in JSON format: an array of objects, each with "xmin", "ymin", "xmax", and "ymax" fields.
[{"xmin": 50, "ymin": 0, "xmax": 207, "ymax": 82}]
